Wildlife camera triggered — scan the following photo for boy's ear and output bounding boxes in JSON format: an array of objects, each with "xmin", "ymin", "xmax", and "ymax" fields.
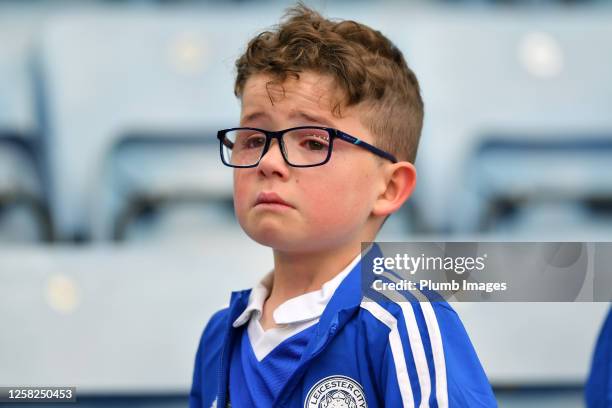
[{"xmin": 372, "ymin": 161, "xmax": 417, "ymax": 217}]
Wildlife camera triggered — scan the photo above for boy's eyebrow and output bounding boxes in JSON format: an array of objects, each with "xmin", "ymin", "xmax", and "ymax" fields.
[{"xmin": 240, "ymin": 110, "xmax": 335, "ymax": 127}]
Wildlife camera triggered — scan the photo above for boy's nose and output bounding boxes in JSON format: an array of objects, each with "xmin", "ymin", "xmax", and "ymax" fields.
[{"xmin": 257, "ymin": 139, "xmax": 290, "ymax": 178}]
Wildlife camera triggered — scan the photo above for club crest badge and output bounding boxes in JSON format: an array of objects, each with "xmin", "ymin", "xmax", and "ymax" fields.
[{"xmin": 304, "ymin": 375, "xmax": 367, "ymax": 408}]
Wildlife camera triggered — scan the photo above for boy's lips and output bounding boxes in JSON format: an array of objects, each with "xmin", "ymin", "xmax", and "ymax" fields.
[{"xmin": 254, "ymin": 192, "xmax": 295, "ymax": 208}]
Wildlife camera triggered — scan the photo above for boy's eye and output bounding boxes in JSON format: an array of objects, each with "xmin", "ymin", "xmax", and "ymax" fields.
[
  {"xmin": 304, "ymin": 139, "xmax": 326, "ymax": 151},
  {"xmin": 240, "ymin": 134, "xmax": 266, "ymax": 149},
  {"xmin": 297, "ymin": 133, "xmax": 329, "ymax": 151}
]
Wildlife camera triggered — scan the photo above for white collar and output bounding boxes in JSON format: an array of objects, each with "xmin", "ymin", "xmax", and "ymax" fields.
[{"xmin": 232, "ymin": 252, "xmax": 361, "ymax": 327}]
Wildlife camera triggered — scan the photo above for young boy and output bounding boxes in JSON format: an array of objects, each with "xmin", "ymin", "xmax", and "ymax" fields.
[{"xmin": 190, "ymin": 4, "xmax": 496, "ymax": 407}]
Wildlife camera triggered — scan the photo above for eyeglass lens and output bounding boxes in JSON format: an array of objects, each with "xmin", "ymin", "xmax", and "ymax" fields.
[{"xmin": 222, "ymin": 128, "xmax": 331, "ymax": 166}]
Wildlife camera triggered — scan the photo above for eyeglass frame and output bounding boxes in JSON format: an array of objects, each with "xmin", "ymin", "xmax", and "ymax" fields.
[{"xmin": 217, "ymin": 126, "xmax": 398, "ymax": 168}]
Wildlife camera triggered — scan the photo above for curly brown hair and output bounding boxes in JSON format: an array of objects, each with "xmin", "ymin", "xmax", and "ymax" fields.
[{"xmin": 234, "ymin": 3, "xmax": 424, "ymax": 163}]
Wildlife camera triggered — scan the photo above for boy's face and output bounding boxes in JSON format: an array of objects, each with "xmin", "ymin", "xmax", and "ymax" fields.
[{"xmin": 234, "ymin": 71, "xmax": 388, "ymax": 253}]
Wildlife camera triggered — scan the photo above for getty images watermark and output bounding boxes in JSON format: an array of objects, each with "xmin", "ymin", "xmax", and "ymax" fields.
[{"xmin": 361, "ymin": 242, "xmax": 612, "ymax": 302}]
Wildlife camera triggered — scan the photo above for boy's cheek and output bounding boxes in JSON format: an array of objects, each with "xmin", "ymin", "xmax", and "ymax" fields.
[
  {"xmin": 305, "ymin": 188, "xmax": 367, "ymax": 226},
  {"xmin": 232, "ymin": 172, "xmax": 250, "ymax": 201},
  {"xmin": 231, "ymin": 181, "xmax": 251, "ymax": 224}
]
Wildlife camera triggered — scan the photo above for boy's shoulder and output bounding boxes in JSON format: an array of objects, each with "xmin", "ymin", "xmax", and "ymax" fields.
[
  {"xmin": 194, "ymin": 305, "xmax": 235, "ymax": 372},
  {"xmin": 355, "ymin": 292, "xmax": 461, "ymax": 346},
  {"xmin": 354, "ymin": 294, "xmax": 496, "ymax": 407},
  {"xmin": 200, "ymin": 288, "xmax": 253, "ymax": 338},
  {"xmin": 357, "ymin": 285, "xmax": 460, "ymax": 328},
  {"xmin": 204, "ymin": 307, "xmax": 231, "ymax": 333},
  {"xmin": 195, "ymin": 306, "xmax": 231, "ymax": 355}
]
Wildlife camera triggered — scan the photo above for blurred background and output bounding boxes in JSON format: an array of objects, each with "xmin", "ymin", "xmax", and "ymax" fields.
[{"xmin": 0, "ymin": 0, "xmax": 611, "ymax": 406}]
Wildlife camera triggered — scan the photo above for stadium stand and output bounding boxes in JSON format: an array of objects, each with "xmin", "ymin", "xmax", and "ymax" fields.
[{"xmin": 0, "ymin": 2, "xmax": 611, "ymax": 405}]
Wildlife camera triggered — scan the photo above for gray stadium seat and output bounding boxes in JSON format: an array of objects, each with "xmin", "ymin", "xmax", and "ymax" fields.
[
  {"xmin": 0, "ymin": 9, "xmax": 52, "ymax": 242},
  {"xmin": 392, "ymin": 8, "xmax": 612, "ymax": 233},
  {"xmin": 95, "ymin": 132, "xmax": 236, "ymax": 242},
  {"xmin": 455, "ymin": 137, "xmax": 612, "ymax": 236},
  {"xmin": 0, "ymin": 132, "xmax": 52, "ymax": 242},
  {"xmin": 36, "ymin": 10, "xmax": 280, "ymax": 241}
]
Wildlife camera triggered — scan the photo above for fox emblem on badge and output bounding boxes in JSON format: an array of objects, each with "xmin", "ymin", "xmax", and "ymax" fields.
[{"xmin": 304, "ymin": 375, "xmax": 367, "ymax": 408}]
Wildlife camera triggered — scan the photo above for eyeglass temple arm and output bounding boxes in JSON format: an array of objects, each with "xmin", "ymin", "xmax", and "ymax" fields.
[
  {"xmin": 335, "ymin": 131, "xmax": 398, "ymax": 163},
  {"xmin": 218, "ymin": 132, "xmax": 235, "ymax": 149}
]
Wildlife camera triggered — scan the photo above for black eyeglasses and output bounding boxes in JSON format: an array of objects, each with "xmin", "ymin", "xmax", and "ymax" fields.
[{"xmin": 217, "ymin": 126, "xmax": 397, "ymax": 168}]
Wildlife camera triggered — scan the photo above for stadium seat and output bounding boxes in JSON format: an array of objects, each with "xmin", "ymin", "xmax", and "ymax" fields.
[
  {"xmin": 93, "ymin": 131, "xmax": 235, "ymax": 242},
  {"xmin": 392, "ymin": 8, "xmax": 612, "ymax": 233},
  {"xmin": 36, "ymin": 10, "xmax": 279, "ymax": 241},
  {"xmin": 454, "ymin": 136, "xmax": 612, "ymax": 235},
  {"xmin": 0, "ymin": 11, "xmax": 52, "ymax": 242},
  {"xmin": 0, "ymin": 131, "xmax": 52, "ymax": 242}
]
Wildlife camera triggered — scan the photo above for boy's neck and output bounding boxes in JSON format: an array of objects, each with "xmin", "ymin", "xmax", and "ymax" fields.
[
  {"xmin": 258, "ymin": 238, "xmax": 370, "ymax": 331},
  {"xmin": 270, "ymin": 243, "xmax": 360, "ymax": 299}
]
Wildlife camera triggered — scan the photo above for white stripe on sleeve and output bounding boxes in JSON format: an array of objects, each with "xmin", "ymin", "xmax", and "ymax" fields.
[
  {"xmin": 380, "ymin": 271, "xmax": 447, "ymax": 407},
  {"xmin": 418, "ymin": 300, "xmax": 448, "ymax": 408},
  {"xmin": 361, "ymin": 299, "xmax": 415, "ymax": 408},
  {"xmin": 377, "ymin": 289, "xmax": 432, "ymax": 408}
]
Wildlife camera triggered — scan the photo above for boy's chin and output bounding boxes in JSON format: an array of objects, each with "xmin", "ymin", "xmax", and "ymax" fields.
[
  {"xmin": 244, "ymin": 226, "xmax": 321, "ymax": 253},
  {"xmin": 246, "ymin": 229, "xmax": 346, "ymax": 254},
  {"xmin": 241, "ymin": 216, "xmax": 298, "ymax": 246},
  {"xmin": 246, "ymin": 229, "xmax": 302, "ymax": 251}
]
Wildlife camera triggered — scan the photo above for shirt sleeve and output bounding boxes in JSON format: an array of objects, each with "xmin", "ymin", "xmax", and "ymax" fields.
[
  {"xmin": 365, "ymin": 299, "xmax": 497, "ymax": 407},
  {"xmin": 189, "ymin": 308, "xmax": 229, "ymax": 408}
]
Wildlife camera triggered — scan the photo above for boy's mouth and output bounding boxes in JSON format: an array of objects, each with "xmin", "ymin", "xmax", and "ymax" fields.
[{"xmin": 254, "ymin": 192, "xmax": 294, "ymax": 208}]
